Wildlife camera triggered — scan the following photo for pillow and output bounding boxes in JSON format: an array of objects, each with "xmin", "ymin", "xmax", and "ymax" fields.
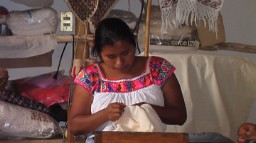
[
  {"xmin": 196, "ymin": 13, "xmax": 226, "ymax": 47},
  {"xmin": 138, "ymin": 22, "xmax": 199, "ymax": 52},
  {"xmin": 138, "ymin": 4, "xmax": 200, "ymax": 51},
  {"xmin": 0, "ymin": 101, "xmax": 62, "ymax": 138},
  {"xmin": 6, "ymin": 8, "xmax": 58, "ymax": 35}
]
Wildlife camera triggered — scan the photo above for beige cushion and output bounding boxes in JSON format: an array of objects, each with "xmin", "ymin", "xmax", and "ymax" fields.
[{"xmin": 196, "ymin": 13, "xmax": 226, "ymax": 47}]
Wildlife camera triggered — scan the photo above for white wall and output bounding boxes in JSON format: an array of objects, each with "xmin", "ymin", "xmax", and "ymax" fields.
[
  {"xmin": 1, "ymin": 0, "xmax": 256, "ymax": 80},
  {"xmin": 221, "ymin": 0, "xmax": 256, "ymax": 45}
]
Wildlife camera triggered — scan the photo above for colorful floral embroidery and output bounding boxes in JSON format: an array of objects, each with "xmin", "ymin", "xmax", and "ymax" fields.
[{"xmin": 74, "ymin": 56, "xmax": 175, "ymax": 94}]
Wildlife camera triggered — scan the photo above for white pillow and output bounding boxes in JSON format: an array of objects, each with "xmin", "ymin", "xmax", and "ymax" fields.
[
  {"xmin": 6, "ymin": 8, "xmax": 58, "ymax": 35},
  {"xmin": 0, "ymin": 101, "xmax": 62, "ymax": 138}
]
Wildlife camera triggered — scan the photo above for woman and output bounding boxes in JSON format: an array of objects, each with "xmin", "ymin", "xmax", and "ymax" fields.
[{"xmin": 70, "ymin": 18, "xmax": 187, "ymax": 142}]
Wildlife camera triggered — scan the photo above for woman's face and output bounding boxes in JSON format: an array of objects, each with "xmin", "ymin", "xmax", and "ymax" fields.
[{"xmin": 100, "ymin": 40, "xmax": 136, "ymax": 73}]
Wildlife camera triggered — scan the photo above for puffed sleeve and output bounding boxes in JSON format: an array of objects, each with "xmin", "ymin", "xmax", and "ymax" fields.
[
  {"xmin": 74, "ymin": 64, "xmax": 100, "ymax": 95},
  {"xmin": 149, "ymin": 56, "xmax": 176, "ymax": 87}
]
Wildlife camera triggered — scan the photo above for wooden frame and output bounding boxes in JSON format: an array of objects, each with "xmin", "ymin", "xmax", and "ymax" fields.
[{"xmin": 94, "ymin": 131, "xmax": 188, "ymax": 143}]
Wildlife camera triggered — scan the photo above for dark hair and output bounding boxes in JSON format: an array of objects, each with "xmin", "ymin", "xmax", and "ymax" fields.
[{"xmin": 92, "ymin": 18, "xmax": 136, "ymax": 56}]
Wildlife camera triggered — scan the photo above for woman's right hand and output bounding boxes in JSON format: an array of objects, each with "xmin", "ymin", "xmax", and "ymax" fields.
[{"xmin": 105, "ymin": 102, "xmax": 126, "ymax": 121}]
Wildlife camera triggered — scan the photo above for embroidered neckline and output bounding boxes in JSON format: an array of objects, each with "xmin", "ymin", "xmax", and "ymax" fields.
[{"xmin": 96, "ymin": 57, "xmax": 151, "ymax": 82}]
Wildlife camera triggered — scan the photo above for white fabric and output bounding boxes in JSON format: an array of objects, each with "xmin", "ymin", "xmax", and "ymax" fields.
[
  {"xmin": 89, "ymin": 58, "xmax": 166, "ymax": 131},
  {"xmin": 92, "ymin": 85, "xmax": 165, "ymax": 131},
  {"xmin": 113, "ymin": 104, "xmax": 166, "ymax": 132},
  {"xmin": 7, "ymin": 8, "xmax": 58, "ymax": 35},
  {"xmin": 0, "ymin": 34, "xmax": 57, "ymax": 58},
  {"xmin": 144, "ymin": 51, "xmax": 256, "ymax": 141},
  {"xmin": 91, "ymin": 59, "xmax": 165, "ymax": 117},
  {"xmin": 159, "ymin": 0, "xmax": 224, "ymax": 33},
  {"xmin": 0, "ymin": 101, "xmax": 61, "ymax": 138}
]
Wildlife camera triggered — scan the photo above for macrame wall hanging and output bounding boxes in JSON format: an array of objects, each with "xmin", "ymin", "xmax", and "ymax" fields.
[{"xmin": 159, "ymin": 0, "xmax": 224, "ymax": 33}]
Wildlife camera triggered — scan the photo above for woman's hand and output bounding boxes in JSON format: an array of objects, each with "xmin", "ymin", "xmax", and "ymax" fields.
[
  {"xmin": 105, "ymin": 102, "xmax": 126, "ymax": 121},
  {"xmin": 238, "ymin": 123, "xmax": 256, "ymax": 143}
]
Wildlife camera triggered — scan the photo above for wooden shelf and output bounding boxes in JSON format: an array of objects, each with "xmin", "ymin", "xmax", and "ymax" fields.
[
  {"xmin": 200, "ymin": 42, "xmax": 256, "ymax": 53},
  {"xmin": 56, "ymin": 34, "xmax": 94, "ymax": 43}
]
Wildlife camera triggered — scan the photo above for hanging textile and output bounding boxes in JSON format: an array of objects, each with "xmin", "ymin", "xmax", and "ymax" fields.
[
  {"xmin": 65, "ymin": 0, "xmax": 117, "ymax": 27},
  {"xmin": 159, "ymin": 0, "xmax": 224, "ymax": 33}
]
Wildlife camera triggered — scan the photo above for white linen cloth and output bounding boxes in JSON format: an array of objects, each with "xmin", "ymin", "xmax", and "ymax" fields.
[
  {"xmin": 91, "ymin": 85, "xmax": 165, "ymax": 131},
  {"xmin": 143, "ymin": 51, "xmax": 256, "ymax": 141},
  {"xmin": 159, "ymin": 0, "xmax": 224, "ymax": 33},
  {"xmin": 0, "ymin": 34, "xmax": 57, "ymax": 58},
  {"xmin": 113, "ymin": 104, "xmax": 166, "ymax": 132}
]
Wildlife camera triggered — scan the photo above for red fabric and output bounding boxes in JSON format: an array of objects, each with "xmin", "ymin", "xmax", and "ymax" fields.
[{"xmin": 14, "ymin": 72, "xmax": 70, "ymax": 107}]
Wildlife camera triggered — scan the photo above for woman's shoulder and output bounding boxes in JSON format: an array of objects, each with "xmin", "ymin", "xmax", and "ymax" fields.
[
  {"xmin": 148, "ymin": 56, "xmax": 175, "ymax": 73},
  {"xmin": 136, "ymin": 56, "xmax": 172, "ymax": 69},
  {"xmin": 75, "ymin": 63, "xmax": 101, "ymax": 94},
  {"xmin": 80, "ymin": 63, "xmax": 99, "ymax": 73},
  {"xmin": 148, "ymin": 56, "xmax": 176, "ymax": 85},
  {"xmin": 136, "ymin": 55, "xmax": 166, "ymax": 62},
  {"xmin": 149, "ymin": 56, "xmax": 171, "ymax": 65},
  {"xmin": 76, "ymin": 63, "xmax": 100, "ymax": 79}
]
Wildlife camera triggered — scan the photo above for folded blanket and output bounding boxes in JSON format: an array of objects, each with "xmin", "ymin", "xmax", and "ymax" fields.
[{"xmin": 0, "ymin": 34, "xmax": 56, "ymax": 58}]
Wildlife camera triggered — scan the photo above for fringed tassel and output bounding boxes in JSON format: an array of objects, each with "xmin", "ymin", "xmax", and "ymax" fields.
[
  {"xmin": 159, "ymin": 0, "xmax": 224, "ymax": 34},
  {"xmin": 160, "ymin": 4, "xmax": 177, "ymax": 37}
]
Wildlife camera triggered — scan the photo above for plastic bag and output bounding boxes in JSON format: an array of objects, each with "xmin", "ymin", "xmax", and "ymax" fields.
[
  {"xmin": 6, "ymin": 7, "xmax": 58, "ymax": 35},
  {"xmin": 12, "ymin": 72, "xmax": 70, "ymax": 107},
  {"xmin": 0, "ymin": 101, "xmax": 62, "ymax": 138}
]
